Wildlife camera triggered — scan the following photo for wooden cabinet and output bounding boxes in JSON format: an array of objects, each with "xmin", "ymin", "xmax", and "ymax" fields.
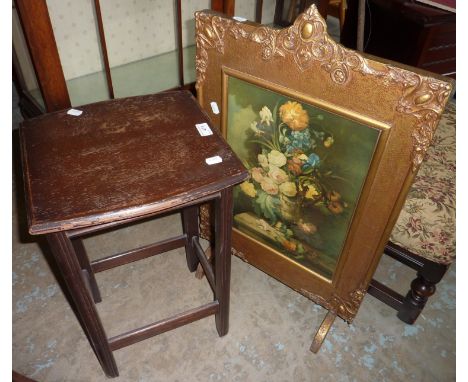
[
  {"xmin": 13, "ymin": 0, "xmax": 239, "ymax": 117},
  {"xmin": 341, "ymin": 0, "xmax": 455, "ymax": 78}
]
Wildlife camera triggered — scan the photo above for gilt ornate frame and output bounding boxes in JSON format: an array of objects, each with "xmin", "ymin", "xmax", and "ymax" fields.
[{"xmin": 195, "ymin": 5, "xmax": 453, "ymax": 350}]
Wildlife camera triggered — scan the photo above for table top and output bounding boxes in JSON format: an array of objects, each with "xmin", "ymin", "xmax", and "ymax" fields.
[{"xmin": 20, "ymin": 91, "xmax": 248, "ymax": 235}]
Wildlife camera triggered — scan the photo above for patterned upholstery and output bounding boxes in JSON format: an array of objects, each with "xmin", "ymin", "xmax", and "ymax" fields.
[{"xmin": 390, "ymin": 102, "xmax": 456, "ymax": 265}]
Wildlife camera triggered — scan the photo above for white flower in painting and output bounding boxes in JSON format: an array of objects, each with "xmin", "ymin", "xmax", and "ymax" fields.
[
  {"xmin": 268, "ymin": 150, "xmax": 287, "ymax": 168},
  {"xmin": 258, "ymin": 154, "xmax": 269, "ymax": 169},
  {"xmin": 259, "ymin": 106, "xmax": 273, "ymax": 126}
]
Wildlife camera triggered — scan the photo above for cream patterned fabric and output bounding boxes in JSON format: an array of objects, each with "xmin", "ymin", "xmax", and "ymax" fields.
[{"xmin": 390, "ymin": 102, "xmax": 456, "ymax": 265}]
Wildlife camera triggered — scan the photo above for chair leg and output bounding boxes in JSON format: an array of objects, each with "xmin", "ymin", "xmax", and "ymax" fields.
[
  {"xmin": 182, "ymin": 205, "xmax": 200, "ymax": 272},
  {"xmin": 214, "ymin": 188, "xmax": 234, "ymax": 337},
  {"xmin": 397, "ymin": 261, "xmax": 448, "ymax": 324},
  {"xmin": 369, "ymin": 242, "xmax": 450, "ymax": 324},
  {"xmin": 47, "ymin": 232, "xmax": 119, "ymax": 377}
]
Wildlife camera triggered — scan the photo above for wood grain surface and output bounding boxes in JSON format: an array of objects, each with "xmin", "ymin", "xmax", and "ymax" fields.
[{"xmin": 20, "ymin": 91, "xmax": 248, "ymax": 234}]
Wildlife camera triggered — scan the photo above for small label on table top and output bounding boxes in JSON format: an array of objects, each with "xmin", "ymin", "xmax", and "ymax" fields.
[
  {"xmin": 196, "ymin": 123, "xmax": 213, "ymax": 136},
  {"xmin": 233, "ymin": 16, "xmax": 247, "ymax": 22},
  {"xmin": 210, "ymin": 101, "xmax": 220, "ymax": 115},
  {"xmin": 205, "ymin": 155, "xmax": 222, "ymax": 165},
  {"xmin": 67, "ymin": 108, "xmax": 83, "ymax": 116}
]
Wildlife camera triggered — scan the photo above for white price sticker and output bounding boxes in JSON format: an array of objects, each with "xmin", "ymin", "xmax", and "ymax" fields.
[
  {"xmin": 205, "ymin": 155, "xmax": 223, "ymax": 165},
  {"xmin": 210, "ymin": 101, "xmax": 220, "ymax": 115},
  {"xmin": 67, "ymin": 108, "xmax": 83, "ymax": 116},
  {"xmin": 196, "ymin": 123, "xmax": 213, "ymax": 136}
]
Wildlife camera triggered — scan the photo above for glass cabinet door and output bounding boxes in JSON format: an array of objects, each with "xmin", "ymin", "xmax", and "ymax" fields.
[
  {"xmin": 16, "ymin": 1, "xmax": 287, "ymax": 111},
  {"xmin": 13, "ymin": 3, "xmax": 45, "ymax": 112},
  {"xmin": 45, "ymin": 0, "xmax": 109, "ymax": 107},
  {"xmin": 99, "ymin": 0, "xmax": 181, "ymax": 98}
]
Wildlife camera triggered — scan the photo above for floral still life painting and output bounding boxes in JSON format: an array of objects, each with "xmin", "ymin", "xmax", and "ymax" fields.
[{"xmin": 227, "ymin": 76, "xmax": 381, "ymax": 279}]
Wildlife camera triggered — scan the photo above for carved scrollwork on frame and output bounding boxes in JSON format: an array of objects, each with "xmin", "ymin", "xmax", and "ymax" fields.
[
  {"xmin": 195, "ymin": 12, "xmax": 234, "ymax": 90},
  {"xmin": 274, "ymin": 6, "xmax": 371, "ymax": 84},
  {"xmin": 396, "ymin": 75, "xmax": 452, "ymax": 170},
  {"xmin": 195, "ymin": 5, "xmax": 452, "ymax": 171},
  {"xmin": 301, "ymin": 285, "xmax": 367, "ymax": 323}
]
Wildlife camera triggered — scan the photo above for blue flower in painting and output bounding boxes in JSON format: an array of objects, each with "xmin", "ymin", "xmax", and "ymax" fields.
[
  {"xmin": 302, "ymin": 153, "xmax": 320, "ymax": 171},
  {"xmin": 285, "ymin": 129, "xmax": 315, "ymax": 153},
  {"xmin": 307, "ymin": 153, "xmax": 320, "ymax": 167}
]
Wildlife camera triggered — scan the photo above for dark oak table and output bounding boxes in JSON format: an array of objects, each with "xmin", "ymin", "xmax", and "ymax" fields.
[{"xmin": 19, "ymin": 91, "xmax": 248, "ymax": 377}]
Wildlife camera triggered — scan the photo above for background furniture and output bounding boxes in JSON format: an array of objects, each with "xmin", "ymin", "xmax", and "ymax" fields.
[
  {"xmin": 328, "ymin": 0, "xmax": 347, "ymax": 30},
  {"xmin": 13, "ymin": 0, "xmax": 277, "ymax": 118},
  {"xmin": 13, "ymin": 0, "xmax": 213, "ymax": 116},
  {"xmin": 273, "ymin": 0, "xmax": 329, "ymax": 26},
  {"xmin": 369, "ymin": 102, "xmax": 456, "ymax": 323},
  {"xmin": 341, "ymin": 0, "xmax": 456, "ymax": 78},
  {"xmin": 19, "ymin": 91, "xmax": 248, "ymax": 377}
]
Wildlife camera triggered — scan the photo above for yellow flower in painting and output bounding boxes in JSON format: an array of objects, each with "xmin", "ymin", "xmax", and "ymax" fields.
[
  {"xmin": 240, "ymin": 181, "xmax": 256, "ymax": 198},
  {"xmin": 279, "ymin": 181, "xmax": 297, "ymax": 197},
  {"xmin": 324, "ymin": 136, "xmax": 334, "ymax": 148},
  {"xmin": 279, "ymin": 101, "xmax": 309, "ymax": 131},
  {"xmin": 304, "ymin": 184, "xmax": 320, "ymax": 200},
  {"xmin": 267, "ymin": 150, "xmax": 287, "ymax": 167}
]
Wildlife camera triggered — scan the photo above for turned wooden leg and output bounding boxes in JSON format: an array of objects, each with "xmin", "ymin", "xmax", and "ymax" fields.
[
  {"xmin": 182, "ymin": 205, "xmax": 200, "ymax": 272},
  {"xmin": 47, "ymin": 232, "xmax": 119, "ymax": 378},
  {"xmin": 72, "ymin": 237, "xmax": 102, "ymax": 303},
  {"xmin": 214, "ymin": 188, "xmax": 233, "ymax": 337},
  {"xmin": 397, "ymin": 262, "xmax": 448, "ymax": 324}
]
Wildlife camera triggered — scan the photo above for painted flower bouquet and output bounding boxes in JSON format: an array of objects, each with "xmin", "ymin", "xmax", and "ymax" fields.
[{"xmin": 237, "ymin": 100, "xmax": 349, "ymax": 257}]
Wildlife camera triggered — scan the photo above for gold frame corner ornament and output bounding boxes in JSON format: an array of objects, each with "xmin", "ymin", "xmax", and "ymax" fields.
[
  {"xmin": 300, "ymin": 284, "xmax": 366, "ymax": 323},
  {"xmin": 195, "ymin": 5, "xmax": 452, "ymax": 170}
]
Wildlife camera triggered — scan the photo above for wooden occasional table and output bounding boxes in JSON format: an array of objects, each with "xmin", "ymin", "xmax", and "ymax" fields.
[{"xmin": 19, "ymin": 91, "xmax": 248, "ymax": 377}]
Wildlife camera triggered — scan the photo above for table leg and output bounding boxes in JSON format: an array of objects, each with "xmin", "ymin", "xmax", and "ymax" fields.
[
  {"xmin": 182, "ymin": 205, "xmax": 200, "ymax": 272},
  {"xmin": 72, "ymin": 237, "xmax": 102, "ymax": 303},
  {"xmin": 214, "ymin": 188, "xmax": 233, "ymax": 337},
  {"xmin": 47, "ymin": 231, "xmax": 119, "ymax": 378}
]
